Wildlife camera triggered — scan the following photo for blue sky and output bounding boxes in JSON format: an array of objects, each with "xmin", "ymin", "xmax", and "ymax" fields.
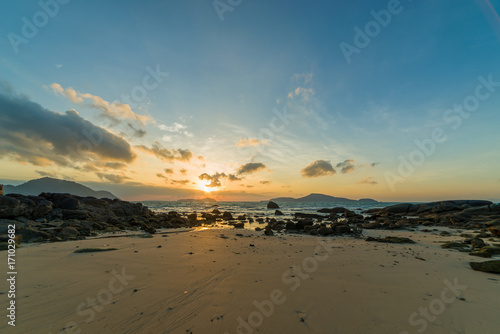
[{"xmin": 1, "ymin": 0, "xmax": 500, "ymax": 201}]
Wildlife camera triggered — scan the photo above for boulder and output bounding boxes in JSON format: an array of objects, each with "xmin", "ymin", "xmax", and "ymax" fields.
[
  {"xmin": 0, "ymin": 196, "xmax": 23, "ymax": 218},
  {"xmin": 470, "ymin": 260, "xmax": 500, "ymax": 273},
  {"xmin": 275, "ymin": 210, "xmax": 284, "ymax": 216},
  {"xmin": 58, "ymin": 226, "xmax": 80, "ymax": 240},
  {"xmin": 318, "ymin": 227, "xmax": 334, "ymax": 236},
  {"xmin": 267, "ymin": 201, "xmax": 280, "ymax": 209}
]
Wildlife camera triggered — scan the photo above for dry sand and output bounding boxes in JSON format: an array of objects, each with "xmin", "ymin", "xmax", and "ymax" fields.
[{"xmin": 1, "ymin": 227, "xmax": 500, "ymax": 334}]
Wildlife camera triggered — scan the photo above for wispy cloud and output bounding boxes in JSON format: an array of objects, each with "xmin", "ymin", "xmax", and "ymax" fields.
[
  {"xmin": 359, "ymin": 177, "xmax": 378, "ymax": 185},
  {"xmin": 50, "ymin": 83, "xmax": 153, "ymax": 125},
  {"xmin": 336, "ymin": 159, "xmax": 357, "ymax": 174},
  {"xmin": 235, "ymin": 138, "xmax": 269, "ymax": 147},
  {"xmin": 136, "ymin": 141, "xmax": 193, "ymax": 163}
]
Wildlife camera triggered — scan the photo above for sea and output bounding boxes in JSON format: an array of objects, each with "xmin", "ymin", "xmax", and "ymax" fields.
[{"xmin": 139, "ymin": 201, "xmax": 404, "ymax": 229}]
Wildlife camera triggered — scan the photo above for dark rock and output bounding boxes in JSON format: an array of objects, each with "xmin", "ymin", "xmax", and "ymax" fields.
[
  {"xmin": 0, "ymin": 196, "xmax": 23, "ymax": 218},
  {"xmin": 267, "ymin": 201, "xmax": 280, "ymax": 209},
  {"xmin": 471, "ymin": 238, "xmax": 486, "ymax": 250},
  {"xmin": 366, "ymin": 236, "xmax": 415, "ymax": 244},
  {"xmin": 222, "ymin": 212, "xmax": 233, "ymax": 221},
  {"xmin": 362, "ymin": 222, "xmax": 381, "ymax": 229},
  {"xmin": 294, "ymin": 213, "xmax": 327, "ymax": 219},
  {"xmin": 470, "ymin": 260, "xmax": 500, "ymax": 273},
  {"xmin": 318, "ymin": 227, "xmax": 334, "ymax": 236},
  {"xmin": 264, "ymin": 227, "xmax": 274, "ymax": 236},
  {"xmin": 317, "ymin": 207, "xmax": 347, "ymax": 214},
  {"xmin": 233, "ymin": 222, "xmax": 245, "ymax": 228},
  {"xmin": 19, "ymin": 227, "xmax": 53, "ymax": 243},
  {"xmin": 441, "ymin": 242, "xmax": 470, "ymax": 251},
  {"xmin": 285, "ymin": 221, "xmax": 297, "ymax": 230},
  {"xmin": 489, "ymin": 226, "xmax": 500, "ymax": 237},
  {"xmin": 334, "ymin": 225, "xmax": 351, "ymax": 234},
  {"xmin": 275, "ymin": 210, "xmax": 284, "ymax": 216},
  {"xmin": 58, "ymin": 226, "xmax": 80, "ymax": 240}
]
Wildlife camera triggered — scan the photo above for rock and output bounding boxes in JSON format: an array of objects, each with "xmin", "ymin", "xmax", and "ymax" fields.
[
  {"xmin": 187, "ymin": 213, "xmax": 198, "ymax": 221},
  {"xmin": 267, "ymin": 201, "xmax": 280, "ymax": 209},
  {"xmin": 318, "ymin": 227, "xmax": 334, "ymax": 236},
  {"xmin": 470, "ymin": 260, "xmax": 500, "ymax": 273},
  {"xmin": 489, "ymin": 226, "xmax": 500, "ymax": 237},
  {"xmin": 294, "ymin": 213, "xmax": 328, "ymax": 219},
  {"xmin": 59, "ymin": 197, "xmax": 81, "ymax": 210},
  {"xmin": 0, "ymin": 196, "xmax": 23, "ymax": 218},
  {"xmin": 334, "ymin": 225, "xmax": 351, "ymax": 234},
  {"xmin": 145, "ymin": 226, "xmax": 156, "ymax": 234},
  {"xmin": 264, "ymin": 227, "xmax": 274, "ymax": 236},
  {"xmin": 19, "ymin": 227, "xmax": 53, "ymax": 243},
  {"xmin": 212, "ymin": 209, "xmax": 221, "ymax": 215},
  {"xmin": 285, "ymin": 221, "xmax": 297, "ymax": 230},
  {"xmin": 255, "ymin": 227, "xmax": 262, "ymax": 231},
  {"xmin": 222, "ymin": 212, "xmax": 233, "ymax": 221},
  {"xmin": 275, "ymin": 210, "xmax": 284, "ymax": 216},
  {"xmin": 233, "ymin": 222, "xmax": 245, "ymax": 228},
  {"xmin": 58, "ymin": 226, "xmax": 80, "ymax": 240},
  {"xmin": 237, "ymin": 215, "xmax": 246, "ymax": 221},
  {"xmin": 471, "ymin": 238, "xmax": 486, "ymax": 250},
  {"xmin": 0, "ymin": 219, "xmax": 17, "ymax": 233},
  {"xmin": 441, "ymin": 242, "xmax": 470, "ymax": 251},
  {"xmin": 296, "ymin": 219, "xmax": 314, "ymax": 230},
  {"xmin": 362, "ymin": 222, "xmax": 381, "ymax": 229},
  {"xmin": 317, "ymin": 207, "xmax": 347, "ymax": 214},
  {"xmin": 479, "ymin": 246, "xmax": 500, "ymax": 256},
  {"xmin": 469, "ymin": 251, "xmax": 492, "ymax": 258},
  {"xmin": 366, "ymin": 236, "xmax": 415, "ymax": 244}
]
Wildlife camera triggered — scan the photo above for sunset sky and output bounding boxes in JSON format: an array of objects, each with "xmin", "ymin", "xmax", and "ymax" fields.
[{"xmin": 1, "ymin": 0, "xmax": 500, "ymax": 202}]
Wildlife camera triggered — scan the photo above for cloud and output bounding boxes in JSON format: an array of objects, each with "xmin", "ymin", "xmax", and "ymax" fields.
[
  {"xmin": 259, "ymin": 180, "xmax": 271, "ymax": 185},
  {"xmin": 359, "ymin": 177, "xmax": 378, "ymax": 185},
  {"xmin": 237, "ymin": 162, "xmax": 267, "ymax": 175},
  {"xmin": 96, "ymin": 173, "xmax": 130, "ymax": 184},
  {"xmin": 164, "ymin": 168, "xmax": 174, "ymax": 174},
  {"xmin": 301, "ymin": 160, "xmax": 336, "ymax": 178},
  {"xmin": 36, "ymin": 170, "xmax": 56, "ymax": 177},
  {"xmin": 199, "ymin": 172, "xmax": 227, "ymax": 187},
  {"xmin": 170, "ymin": 179, "xmax": 190, "ymax": 186},
  {"xmin": 50, "ymin": 83, "xmax": 153, "ymax": 125},
  {"xmin": 336, "ymin": 159, "xmax": 357, "ymax": 174},
  {"xmin": 0, "ymin": 87, "xmax": 137, "ymax": 169},
  {"xmin": 159, "ymin": 122, "xmax": 192, "ymax": 137},
  {"xmin": 235, "ymin": 138, "xmax": 269, "ymax": 147},
  {"xmin": 179, "ymin": 168, "xmax": 187, "ymax": 175},
  {"xmin": 104, "ymin": 162, "xmax": 127, "ymax": 170},
  {"xmin": 159, "ymin": 122, "xmax": 186, "ymax": 132},
  {"xmin": 136, "ymin": 141, "xmax": 193, "ymax": 163},
  {"xmin": 156, "ymin": 173, "xmax": 168, "ymax": 179},
  {"xmin": 228, "ymin": 174, "xmax": 242, "ymax": 181}
]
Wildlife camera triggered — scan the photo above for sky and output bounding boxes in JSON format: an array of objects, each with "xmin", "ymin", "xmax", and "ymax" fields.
[{"xmin": 1, "ymin": 0, "xmax": 500, "ymax": 202}]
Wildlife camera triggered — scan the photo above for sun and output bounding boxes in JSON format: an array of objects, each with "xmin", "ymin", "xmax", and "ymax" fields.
[{"xmin": 199, "ymin": 183, "xmax": 215, "ymax": 193}]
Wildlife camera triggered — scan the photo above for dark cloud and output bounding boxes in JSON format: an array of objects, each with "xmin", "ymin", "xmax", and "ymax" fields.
[
  {"xmin": 170, "ymin": 179, "xmax": 190, "ymax": 186},
  {"xmin": 127, "ymin": 123, "xmax": 147, "ymax": 138},
  {"xmin": 228, "ymin": 174, "xmax": 242, "ymax": 181},
  {"xmin": 136, "ymin": 141, "xmax": 193, "ymax": 163},
  {"xmin": 96, "ymin": 173, "xmax": 130, "ymax": 184},
  {"xmin": 156, "ymin": 173, "xmax": 168, "ymax": 179},
  {"xmin": 301, "ymin": 160, "xmax": 336, "ymax": 178},
  {"xmin": 0, "ymin": 87, "xmax": 136, "ymax": 169},
  {"xmin": 164, "ymin": 168, "xmax": 174, "ymax": 174},
  {"xmin": 336, "ymin": 159, "xmax": 356, "ymax": 174},
  {"xmin": 35, "ymin": 170, "xmax": 56, "ymax": 177},
  {"xmin": 236, "ymin": 162, "xmax": 267, "ymax": 175},
  {"xmin": 359, "ymin": 177, "xmax": 378, "ymax": 185},
  {"xmin": 199, "ymin": 172, "xmax": 227, "ymax": 187},
  {"xmin": 259, "ymin": 180, "xmax": 271, "ymax": 185},
  {"xmin": 104, "ymin": 162, "xmax": 127, "ymax": 170}
]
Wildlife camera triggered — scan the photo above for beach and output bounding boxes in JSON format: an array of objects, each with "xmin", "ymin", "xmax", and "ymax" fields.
[{"xmin": 3, "ymin": 226, "xmax": 499, "ymax": 334}]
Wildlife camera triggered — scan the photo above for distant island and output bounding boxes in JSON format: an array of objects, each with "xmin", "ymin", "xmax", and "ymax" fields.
[
  {"xmin": 2, "ymin": 177, "xmax": 118, "ymax": 199},
  {"xmin": 270, "ymin": 193, "xmax": 378, "ymax": 204},
  {"xmin": 177, "ymin": 198, "xmax": 217, "ymax": 203}
]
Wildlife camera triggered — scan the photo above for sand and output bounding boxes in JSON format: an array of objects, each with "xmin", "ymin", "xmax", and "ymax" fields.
[{"xmin": 1, "ymin": 227, "xmax": 499, "ymax": 334}]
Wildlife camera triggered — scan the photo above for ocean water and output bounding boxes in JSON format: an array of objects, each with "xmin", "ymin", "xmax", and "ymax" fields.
[{"xmin": 140, "ymin": 201, "xmax": 403, "ymax": 228}]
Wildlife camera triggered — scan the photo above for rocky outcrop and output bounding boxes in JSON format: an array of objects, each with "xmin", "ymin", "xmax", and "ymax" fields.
[
  {"xmin": 0, "ymin": 193, "xmax": 193, "ymax": 245},
  {"xmin": 267, "ymin": 201, "xmax": 280, "ymax": 209}
]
